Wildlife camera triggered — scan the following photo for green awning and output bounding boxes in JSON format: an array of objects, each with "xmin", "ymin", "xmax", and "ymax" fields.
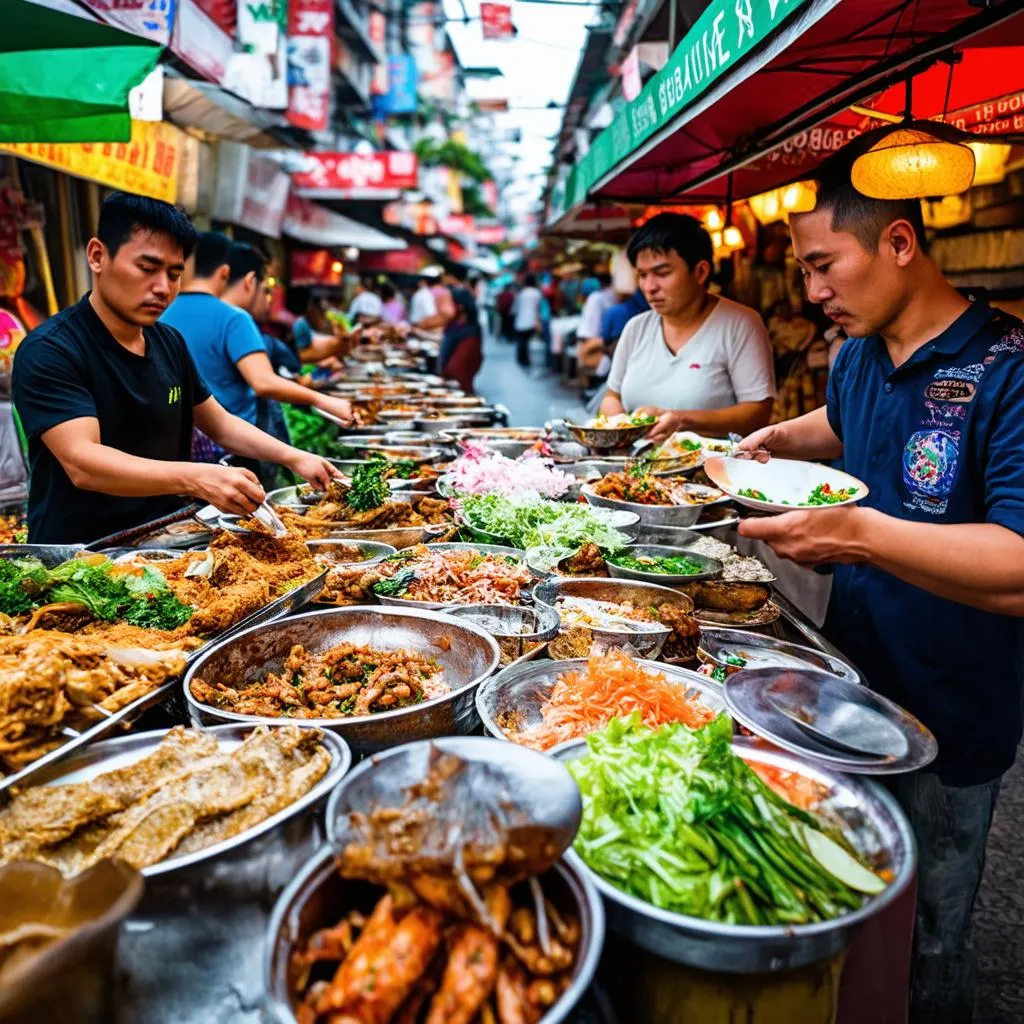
[{"xmin": 1, "ymin": 0, "xmax": 162, "ymax": 144}]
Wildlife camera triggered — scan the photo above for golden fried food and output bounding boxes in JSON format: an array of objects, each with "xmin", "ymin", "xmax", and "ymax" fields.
[
  {"xmin": 190, "ymin": 642, "xmax": 449, "ymax": 720},
  {"xmin": 683, "ymin": 580, "xmax": 771, "ymax": 612},
  {"xmin": 0, "ymin": 725, "xmax": 330, "ymax": 872},
  {"xmin": 593, "ymin": 471, "xmax": 675, "ymax": 505},
  {"xmin": 557, "ymin": 543, "xmax": 607, "ymax": 577},
  {"xmin": 0, "ymin": 632, "xmax": 188, "ymax": 775},
  {"xmin": 657, "ymin": 604, "xmax": 702, "ymax": 661}
]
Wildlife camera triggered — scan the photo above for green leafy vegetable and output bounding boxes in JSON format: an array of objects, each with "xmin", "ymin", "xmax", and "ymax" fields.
[
  {"xmin": 0, "ymin": 557, "xmax": 50, "ymax": 615},
  {"xmin": 569, "ymin": 715, "xmax": 880, "ymax": 926},
  {"xmin": 738, "ymin": 487, "xmax": 768, "ymax": 501},
  {"xmin": 346, "ymin": 461, "xmax": 391, "ymax": 512},
  {"xmin": 806, "ymin": 483, "xmax": 857, "ymax": 505},
  {"xmin": 372, "ymin": 568, "xmax": 416, "ymax": 597},
  {"xmin": 606, "ymin": 552, "xmax": 704, "ymax": 576},
  {"xmin": 283, "ymin": 404, "xmax": 339, "ymax": 459},
  {"xmin": 459, "ymin": 492, "xmax": 630, "ymax": 571}
]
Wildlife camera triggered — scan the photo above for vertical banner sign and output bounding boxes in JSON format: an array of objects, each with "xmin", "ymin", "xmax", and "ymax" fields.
[
  {"xmin": 481, "ymin": 179, "xmax": 498, "ymax": 211},
  {"xmin": 287, "ymin": 0, "xmax": 334, "ymax": 131},
  {"xmin": 620, "ymin": 47, "xmax": 641, "ymax": 102},
  {"xmin": 227, "ymin": 0, "xmax": 288, "ymax": 108},
  {"xmin": 480, "ymin": 2, "xmax": 513, "ymax": 40},
  {"xmin": 369, "ymin": 11, "xmax": 389, "ymax": 96},
  {"xmin": 372, "ymin": 55, "xmax": 418, "ymax": 116}
]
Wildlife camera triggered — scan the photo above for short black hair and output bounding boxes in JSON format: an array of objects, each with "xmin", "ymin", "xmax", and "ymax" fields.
[
  {"xmin": 97, "ymin": 191, "xmax": 197, "ymax": 260},
  {"xmin": 379, "ymin": 282, "xmax": 396, "ymax": 301},
  {"xmin": 597, "ymin": 272, "xmax": 611, "ymax": 288},
  {"xmin": 812, "ymin": 176, "xmax": 929, "ymax": 255},
  {"xmin": 523, "ymin": 273, "xmax": 537, "ymax": 287},
  {"xmin": 361, "ymin": 275, "xmax": 377, "ymax": 291},
  {"xmin": 627, "ymin": 213, "xmax": 713, "ymax": 271},
  {"xmin": 226, "ymin": 242, "xmax": 265, "ymax": 287},
  {"xmin": 193, "ymin": 231, "xmax": 232, "ymax": 278}
]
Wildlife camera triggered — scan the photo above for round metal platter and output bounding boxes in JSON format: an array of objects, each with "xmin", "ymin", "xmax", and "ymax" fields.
[
  {"xmin": 605, "ymin": 544, "xmax": 724, "ymax": 585},
  {"xmin": 698, "ymin": 627, "xmax": 860, "ymax": 684},
  {"xmin": 692, "ymin": 600, "xmax": 781, "ymax": 629},
  {"xmin": 476, "ymin": 657, "xmax": 726, "ymax": 746},
  {"xmin": 723, "ymin": 667, "xmax": 937, "ymax": 774},
  {"xmin": 23, "ymin": 724, "xmax": 351, "ymax": 878},
  {"xmin": 551, "ymin": 735, "xmax": 916, "ymax": 973}
]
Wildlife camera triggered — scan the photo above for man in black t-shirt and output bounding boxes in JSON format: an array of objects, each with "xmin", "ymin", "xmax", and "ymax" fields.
[{"xmin": 13, "ymin": 192, "xmax": 340, "ymax": 544}]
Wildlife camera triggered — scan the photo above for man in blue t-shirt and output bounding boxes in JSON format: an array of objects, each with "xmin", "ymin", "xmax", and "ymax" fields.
[
  {"xmin": 738, "ymin": 167, "xmax": 1024, "ymax": 1022},
  {"xmin": 162, "ymin": 236, "xmax": 353, "ymax": 430}
]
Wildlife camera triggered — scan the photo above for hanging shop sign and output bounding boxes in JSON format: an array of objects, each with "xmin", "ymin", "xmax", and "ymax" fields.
[
  {"xmin": 0, "ymin": 120, "xmax": 181, "ymax": 202},
  {"xmin": 213, "ymin": 142, "xmax": 290, "ymax": 236},
  {"xmin": 287, "ymin": 0, "xmax": 334, "ymax": 131},
  {"xmin": 290, "ymin": 248, "xmax": 343, "ymax": 286},
  {"xmin": 372, "ymin": 55, "xmax": 418, "ymax": 117},
  {"xmin": 480, "ymin": 2, "xmax": 513, "ymax": 40},
  {"xmin": 171, "ymin": 0, "xmax": 234, "ymax": 83},
  {"xmin": 225, "ymin": 0, "xmax": 288, "ymax": 109},
  {"xmin": 292, "ymin": 151, "xmax": 419, "ymax": 198},
  {"xmin": 475, "ymin": 223, "xmax": 505, "ymax": 245},
  {"xmin": 561, "ymin": 0, "xmax": 811, "ymax": 212},
  {"xmin": 369, "ymin": 11, "xmax": 389, "ymax": 95},
  {"xmin": 79, "ymin": 0, "xmax": 176, "ymax": 45},
  {"xmin": 440, "ymin": 214, "xmax": 474, "ymax": 236},
  {"xmin": 481, "ymin": 180, "xmax": 498, "ymax": 211},
  {"xmin": 621, "ymin": 47, "xmax": 641, "ymax": 102}
]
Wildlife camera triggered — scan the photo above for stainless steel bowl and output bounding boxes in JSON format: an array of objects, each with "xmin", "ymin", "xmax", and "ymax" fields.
[
  {"xmin": 582, "ymin": 483, "xmax": 702, "ymax": 527},
  {"xmin": 697, "ymin": 627, "xmax": 861, "ymax": 683},
  {"xmin": 632, "ymin": 524, "xmax": 704, "ymax": 547},
  {"xmin": 183, "ymin": 606, "xmax": 500, "ymax": 754},
  {"xmin": 383, "ymin": 430, "xmax": 451, "ymax": 447},
  {"xmin": 533, "ymin": 576, "xmax": 694, "ymax": 659},
  {"xmin": 331, "ymin": 444, "xmax": 445, "ymax": 465},
  {"xmin": 552, "ymin": 736, "xmax": 916, "ymax": 973},
  {"xmin": 439, "ymin": 426, "xmax": 548, "ymax": 444},
  {"xmin": 24, "ymin": 724, "xmax": 351, "ymax": 878},
  {"xmin": 477, "ymin": 657, "xmax": 726, "ymax": 745},
  {"xmin": 605, "ymin": 544, "xmax": 723, "ymax": 585},
  {"xmin": 0, "ymin": 543, "xmax": 85, "ymax": 566},
  {"xmin": 374, "ymin": 542, "xmax": 529, "ymax": 610},
  {"xmin": 307, "ymin": 538, "xmax": 396, "ymax": 567},
  {"xmin": 447, "ymin": 603, "xmax": 561, "ymax": 664},
  {"xmin": 414, "ymin": 411, "xmax": 496, "ymax": 434},
  {"xmin": 313, "ymin": 524, "xmax": 450, "ymax": 548},
  {"xmin": 263, "ymin": 848, "xmax": 604, "ymax": 1024},
  {"xmin": 564, "ymin": 421, "xmax": 653, "ymax": 451}
]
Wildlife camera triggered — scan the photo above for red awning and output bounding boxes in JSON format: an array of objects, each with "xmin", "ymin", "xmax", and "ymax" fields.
[{"xmin": 592, "ymin": 0, "xmax": 1024, "ymax": 205}]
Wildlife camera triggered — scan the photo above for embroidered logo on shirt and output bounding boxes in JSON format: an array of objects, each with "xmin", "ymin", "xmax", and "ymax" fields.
[
  {"xmin": 689, "ymin": 362, "xmax": 701, "ymax": 370},
  {"xmin": 934, "ymin": 363, "xmax": 986, "ymax": 383},
  {"xmin": 167, "ymin": 386, "xmax": 181, "ymax": 404},
  {"xmin": 925, "ymin": 379, "xmax": 975, "ymax": 403},
  {"xmin": 988, "ymin": 327, "xmax": 1024, "ymax": 354},
  {"xmin": 902, "ymin": 429, "xmax": 959, "ymax": 515}
]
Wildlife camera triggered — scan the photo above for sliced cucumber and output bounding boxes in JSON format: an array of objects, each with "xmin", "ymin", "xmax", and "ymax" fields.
[{"xmin": 802, "ymin": 824, "xmax": 887, "ymax": 895}]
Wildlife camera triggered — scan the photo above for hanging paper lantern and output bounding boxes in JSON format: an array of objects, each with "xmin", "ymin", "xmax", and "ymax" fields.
[
  {"xmin": 852, "ymin": 128, "xmax": 975, "ymax": 199},
  {"xmin": 967, "ymin": 142, "xmax": 1011, "ymax": 187},
  {"xmin": 722, "ymin": 226, "xmax": 745, "ymax": 252},
  {"xmin": 780, "ymin": 181, "xmax": 817, "ymax": 213},
  {"xmin": 704, "ymin": 208, "xmax": 724, "ymax": 231},
  {"xmin": 748, "ymin": 190, "xmax": 783, "ymax": 225}
]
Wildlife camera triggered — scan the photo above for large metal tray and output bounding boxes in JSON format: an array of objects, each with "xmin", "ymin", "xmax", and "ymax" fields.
[
  {"xmin": 553, "ymin": 736, "xmax": 917, "ymax": 973},
  {"xmin": 0, "ymin": 543, "xmax": 85, "ymax": 565},
  {"xmin": 21, "ymin": 724, "xmax": 352, "ymax": 876},
  {"xmin": 182, "ymin": 605, "xmax": 500, "ymax": 755},
  {"xmin": 0, "ymin": 561, "xmax": 327, "ymax": 795}
]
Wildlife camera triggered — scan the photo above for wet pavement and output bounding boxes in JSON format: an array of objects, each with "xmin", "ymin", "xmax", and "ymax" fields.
[{"xmin": 473, "ymin": 329, "xmax": 1024, "ymax": 1023}]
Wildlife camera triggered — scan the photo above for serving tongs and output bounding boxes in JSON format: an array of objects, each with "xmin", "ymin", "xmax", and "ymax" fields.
[{"xmin": 252, "ymin": 501, "xmax": 288, "ymax": 538}]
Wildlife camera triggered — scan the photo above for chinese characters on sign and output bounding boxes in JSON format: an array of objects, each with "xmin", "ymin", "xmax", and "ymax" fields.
[
  {"xmin": 287, "ymin": 0, "xmax": 334, "ymax": 131},
  {"xmin": 0, "ymin": 121, "xmax": 181, "ymax": 203},
  {"xmin": 80, "ymin": 0, "xmax": 176, "ymax": 45},
  {"xmin": 292, "ymin": 151, "xmax": 419, "ymax": 197}
]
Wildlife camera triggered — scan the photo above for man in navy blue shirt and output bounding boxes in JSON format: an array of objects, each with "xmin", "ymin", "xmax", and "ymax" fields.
[{"xmin": 739, "ymin": 169, "xmax": 1024, "ymax": 1022}]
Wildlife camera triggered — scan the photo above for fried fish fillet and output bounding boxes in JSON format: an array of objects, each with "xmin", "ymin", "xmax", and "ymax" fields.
[{"xmin": 683, "ymin": 581, "xmax": 771, "ymax": 613}]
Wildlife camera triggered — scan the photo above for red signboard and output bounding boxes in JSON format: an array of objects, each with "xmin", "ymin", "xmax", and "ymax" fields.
[
  {"xmin": 291, "ymin": 248, "xmax": 343, "ymax": 286},
  {"xmin": 480, "ymin": 2, "xmax": 513, "ymax": 39},
  {"xmin": 440, "ymin": 214, "xmax": 474, "ymax": 236},
  {"xmin": 287, "ymin": 0, "xmax": 334, "ymax": 132},
  {"xmin": 475, "ymin": 224, "xmax": 505, "ymax": 245},
  {"xmin": 481, "ymin": 179, "xmax": 498, "ymax": 211},
  {"xmin": 292, "ymin": 151, "xmax": 419, "ymax": 198}
]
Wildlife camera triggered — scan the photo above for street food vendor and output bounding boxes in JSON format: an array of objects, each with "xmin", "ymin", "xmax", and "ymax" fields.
[
  {"xmin": 738, "ymin": 167, "xmax": 1024, "ymax": 1023},
  {"xmin": 600, "ymin": 212, "xmax": 775, "ymax": 442},
  {"xmin": 12, "ymin": 192, "xmax": 340, "ymax": 545}
]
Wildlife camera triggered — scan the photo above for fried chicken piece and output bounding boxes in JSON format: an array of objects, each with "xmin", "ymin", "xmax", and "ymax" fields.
[
  {"xmin": 558, "ymin": 543, "xmax": 607, "ymax": 576},
  {"xmin": 657, "ymin": 603, "xmax": 701, "ymax": 661},
  {"xmin": 495, "ymin": 956, "xmax": 539, "ymax": 1024},
  {"xmin": 316, "ymin": 898, "xmax": 444, "ymax": 1023},
  {"xmin": 425, "ymin": 924, "xmax": 501, "ymax": 1024}
]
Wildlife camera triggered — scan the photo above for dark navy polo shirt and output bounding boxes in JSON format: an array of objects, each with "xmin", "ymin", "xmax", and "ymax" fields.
[{"xmin": 824, "ymin": 301, "xmax": 1024, "ymax": 786}]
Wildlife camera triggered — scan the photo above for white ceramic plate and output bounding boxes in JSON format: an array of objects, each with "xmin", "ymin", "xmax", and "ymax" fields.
[{"xmin": 703, "ymin": 456, "xmax": 868, "ymax": 513}]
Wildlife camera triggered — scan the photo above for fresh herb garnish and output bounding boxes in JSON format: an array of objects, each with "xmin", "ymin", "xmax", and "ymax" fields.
[
  {"xmin": 346, "ymin": 461, "xmax": 390, "ymax": 511},
  {"xmin": 372, "ymin": 568, "xmax": 416, "ymax": 597},
  {"xmin": 607, "ymin": 551, "xmax": 704, "ymax": 576},
  {"xmin": 738, "ymin": 487, "xmax": 768, "ymax": 501}
]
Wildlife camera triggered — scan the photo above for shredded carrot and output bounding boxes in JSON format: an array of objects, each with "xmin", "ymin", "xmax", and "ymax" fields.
[{"xmin": 513, "ymin": 649, "xmax": 715, "ymax": 751}]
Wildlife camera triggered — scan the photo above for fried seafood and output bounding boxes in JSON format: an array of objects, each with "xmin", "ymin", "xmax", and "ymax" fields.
[
  {"xmin": 292, "ymin": 750, "xmax": 581, "ymax": 1024},
  {"xmin": 190, "ymin": 642, "xmax": 450, "ymax": 720},
  {"xmin": 0, "ymin": 725, "xmax": 331, "ymax": 871},
  {"xmin": 682, "ymin": 580, "xmax": 771, "ymax": 613},
  {"xmin": 593, "ymin": 471, "xmax": 724, "ymax": 507},
  {"xmin": 0, "ymin": 632, "xmax": 188, "ymax": 775},
  {"xmin": 556, "ymin": 543, "xmax": 607, "ymax": 577}
]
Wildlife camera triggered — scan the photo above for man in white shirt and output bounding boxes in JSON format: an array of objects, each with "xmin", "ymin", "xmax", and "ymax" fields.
[
  {"xmin": 409, "ymin": 276, "xmax": 442, "ymax": 330},
  {"xmin": 512, "ymin": 273, "xmax": 543, "ymax": 368},
  {"xmin": 576, "ymin": 272, "xmax": 615, "ymax": 379},
  {"xmin": 348, "ymin": 276, "xmax": 384, "ymax": 323}
]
